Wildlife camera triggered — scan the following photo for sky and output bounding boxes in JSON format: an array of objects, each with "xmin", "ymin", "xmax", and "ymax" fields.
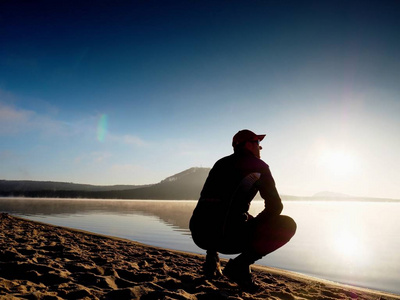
[{"xmin": 1, "ymin": 0, "xmax": 399, "ymax": 199}]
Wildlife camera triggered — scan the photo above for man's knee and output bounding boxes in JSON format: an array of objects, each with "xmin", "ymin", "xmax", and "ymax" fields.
[
  {"xmin": 279, "ymin": 215, "xmax": 297, "ymax": 238},
  {"xmin": 251, "ymin": 214, "xmax": 296, "ymax": 255},
  {"xmin": 254, "ymin": 214, "xmax": 296, "ymax": 232}
]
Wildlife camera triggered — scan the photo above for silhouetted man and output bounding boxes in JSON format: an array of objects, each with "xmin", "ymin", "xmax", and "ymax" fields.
[{"xmin": 190, "ymin": 129, "xmax": 296, "ymax": 292}]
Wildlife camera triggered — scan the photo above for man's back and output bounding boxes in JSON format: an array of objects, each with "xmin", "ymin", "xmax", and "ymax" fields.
[
  {"xmin": 200, "ymin": 149, "xmax": 270, "ymax": 215},
  {"xmin": 200, "ymin": 148, "xmax": 282, "ymax": 217}
]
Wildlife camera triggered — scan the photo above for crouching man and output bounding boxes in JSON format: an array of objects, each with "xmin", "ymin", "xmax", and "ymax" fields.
[{"xmin": 190, "ymin": 129, "xmax": 297, "ymax": 292}]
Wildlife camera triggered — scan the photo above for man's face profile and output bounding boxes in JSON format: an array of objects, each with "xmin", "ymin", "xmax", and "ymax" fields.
[{"xmin": 245, "ymin": 140, "xmax": 262, "ymax": 158}]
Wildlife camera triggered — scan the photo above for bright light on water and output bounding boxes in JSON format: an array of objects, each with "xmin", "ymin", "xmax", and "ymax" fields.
[
  {"xmin": 333, "ymin": 231, "xmax": 361, "ymax": 258},
  {"xmin": 330, "ymin": 229, "xmax": 372, "ymax": 273},
  {"xmin": 329, "ymin": 216, "xmax": 369, "ymax": 265},
  {"xmin": 249, "ymin": 200, "xmax": 400, "ymax": 293}
]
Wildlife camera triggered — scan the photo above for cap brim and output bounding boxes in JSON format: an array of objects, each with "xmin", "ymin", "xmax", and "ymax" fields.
[{"xmin": 257, "ymin": 134, "xmax": 266, "ymax": 141}]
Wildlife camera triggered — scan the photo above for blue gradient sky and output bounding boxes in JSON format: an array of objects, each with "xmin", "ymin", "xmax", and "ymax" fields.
[{"xmin": 1, "ymin": 1, "xmax": 399, "ymax": 199}]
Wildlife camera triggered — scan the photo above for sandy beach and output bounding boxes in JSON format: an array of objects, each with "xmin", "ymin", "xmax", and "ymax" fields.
[{"xmin": 0, "ymin": 213, "xmax": 398, "ymax": 300}]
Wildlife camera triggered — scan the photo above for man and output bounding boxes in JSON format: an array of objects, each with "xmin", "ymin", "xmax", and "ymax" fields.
[{"xmin": 190, "ymin": 129, "xmax": 296, "ymax": 292}]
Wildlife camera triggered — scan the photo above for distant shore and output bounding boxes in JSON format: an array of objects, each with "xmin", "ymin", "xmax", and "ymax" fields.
[
  {"xmin": 2, "ymin": 177, "xmax": 399, "ymax": 202},
  {"xmin": 1, "ymin": 195, "xmax": 400, "ymax": 203},
  {"xmin": 0, "ymin": 213, "xmax": 399, "ymax": 300}
]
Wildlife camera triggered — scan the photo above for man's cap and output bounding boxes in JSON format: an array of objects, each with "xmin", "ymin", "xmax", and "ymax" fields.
[{"xmin": 232, "ymin": 129, "xmax": 266, "ymax": 147}]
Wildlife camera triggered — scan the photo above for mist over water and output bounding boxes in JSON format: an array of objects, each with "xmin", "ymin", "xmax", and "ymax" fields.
[{"xmin": 1, "ymin": 198, "xmax": 399, "ymax": 295}]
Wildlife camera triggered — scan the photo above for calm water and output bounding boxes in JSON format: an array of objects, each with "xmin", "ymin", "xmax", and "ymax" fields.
[{"xmin": 1, "ymin": 198, "xmax": 399, "ymax": 295}]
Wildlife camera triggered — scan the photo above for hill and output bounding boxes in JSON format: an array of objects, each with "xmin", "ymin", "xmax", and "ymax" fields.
[
  {"xmin": 0, "ymin": 167, "xmax": 210, "ymax": 200},
  {"xmin": 106, "ymin": 167, "xmax": 210, "ymax": 200},
  {"xmin": 0, "ymin": 180, "xmax": 149, "ymax": 193}
]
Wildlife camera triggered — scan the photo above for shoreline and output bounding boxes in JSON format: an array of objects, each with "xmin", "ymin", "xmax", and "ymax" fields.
[{"xmin": 0, "ymin": 213, "xmax": 399, "ymax": 300}]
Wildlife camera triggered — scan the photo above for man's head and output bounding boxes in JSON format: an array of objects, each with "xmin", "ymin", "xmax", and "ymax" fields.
[{"xmin": 232, "ymin": 129, "xmax": 265, "ymax": 158}]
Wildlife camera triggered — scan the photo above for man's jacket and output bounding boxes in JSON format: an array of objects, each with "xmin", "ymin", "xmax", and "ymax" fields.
[{"xmin": 190, "ymin": 148, "xmax": 283, "ymax": 251}]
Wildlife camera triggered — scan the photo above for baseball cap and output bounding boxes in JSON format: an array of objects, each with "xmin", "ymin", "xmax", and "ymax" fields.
[{"xmin": 232, "ymin": 129, "xmax": 266, "ymax": 147}]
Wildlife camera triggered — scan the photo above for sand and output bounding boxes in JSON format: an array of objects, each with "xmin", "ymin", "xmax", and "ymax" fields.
[{"xmin": 0, "ymin": 213, "xmax": 399, "ymax": 300}]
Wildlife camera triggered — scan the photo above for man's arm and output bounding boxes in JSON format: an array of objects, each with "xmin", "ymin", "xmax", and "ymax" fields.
[{"xmin": 257, "ymin": 170, "xmax": 283, "ymax": 217}]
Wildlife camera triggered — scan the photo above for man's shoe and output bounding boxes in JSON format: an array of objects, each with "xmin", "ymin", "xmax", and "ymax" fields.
[
  {"xmin": 203, "ymin": 252, "xmax": 223, "ymax": 278},
  {"xmin": 223, "ymin": 259, "xmax": 260, "ymax": 293}
]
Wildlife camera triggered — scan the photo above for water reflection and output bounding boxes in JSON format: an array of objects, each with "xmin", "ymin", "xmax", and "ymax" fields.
[{"xmin": 0, "ymin": 198, "xmax": 196, "ymax": 233}]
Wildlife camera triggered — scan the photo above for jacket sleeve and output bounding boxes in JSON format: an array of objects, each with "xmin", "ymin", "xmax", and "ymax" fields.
[{"xmin": 257, "ymin": 168, "xmax": 283, "ymax": 217}]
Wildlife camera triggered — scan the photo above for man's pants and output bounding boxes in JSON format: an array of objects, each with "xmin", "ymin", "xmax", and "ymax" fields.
[
  {"xmin": 211, "ymin": 213, "xmax": 296, "ymax": 256},
  {"xmin": 190, "ymin": 206, "xmax": 296, "ymax": 256}
]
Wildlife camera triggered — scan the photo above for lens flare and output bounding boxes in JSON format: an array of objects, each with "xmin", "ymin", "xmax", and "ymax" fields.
[{"xmin": 97, "ymin": 114, "xmax": 108, "ymax": 142}]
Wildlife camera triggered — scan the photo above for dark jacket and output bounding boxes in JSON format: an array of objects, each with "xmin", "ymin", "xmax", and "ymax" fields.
[
  {"xmin": 190, "ymin": 148, "xmax": 283, "ymax": 251},
  {"xmin": 200, "ymin": 148, "xmax": 283, "ymax": 218}
]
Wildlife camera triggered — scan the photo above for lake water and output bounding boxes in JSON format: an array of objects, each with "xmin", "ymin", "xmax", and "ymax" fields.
[{"xmin": 1, "ymin": 198, "xmax": 399, "ymax": 295}]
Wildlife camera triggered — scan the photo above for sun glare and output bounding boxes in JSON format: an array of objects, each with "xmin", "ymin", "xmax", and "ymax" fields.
[{"xmin": 318, "ymin": 149, "xmax": 358, "ymax": 177}]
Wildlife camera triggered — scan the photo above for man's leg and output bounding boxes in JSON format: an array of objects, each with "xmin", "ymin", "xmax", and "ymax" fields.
[
  {"xmin": 223, "ymin": 249, "xmax": 262, "ymax": 292},
  {"xmin": 203, "ymin": 250, "xmax": 223, "ymax": 278},
  {"xmin": 222, "ymin": 215, "xmax": 296, "ymax": 292},
  {"xmin": 221, "ymin": 221, "xmax": 263, "ymax": 292},
  {"xmin": 250, "ymin": 215, "xmax": 297, "ymax": 256}
]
